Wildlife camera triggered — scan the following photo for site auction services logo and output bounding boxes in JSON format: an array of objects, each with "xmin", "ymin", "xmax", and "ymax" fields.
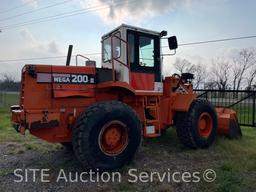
[{"xmin": 13, "ymin": 168, "xmax": 216, "ymax": 183}]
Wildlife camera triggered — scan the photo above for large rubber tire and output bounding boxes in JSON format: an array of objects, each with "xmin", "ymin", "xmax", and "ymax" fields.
[
  {"xmin": 176, "ymin": 99, "xmax": 217, "ymax": 149},
  {"xmin": 72, "ymin": 101, "xmax": 142, "ymax": 171},
  {"xmin": 61, "ymin": 142, "xmax": 73, "ymax": 151}
]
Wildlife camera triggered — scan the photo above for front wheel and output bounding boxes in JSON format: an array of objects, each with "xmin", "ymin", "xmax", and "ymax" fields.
[
  {"xmin": 72, "ymin": 101, "xmax": 142, "ymax": 171},
  {"xmin": 176, "ymin": 99, "xmax": 217, "ymax": 149}
]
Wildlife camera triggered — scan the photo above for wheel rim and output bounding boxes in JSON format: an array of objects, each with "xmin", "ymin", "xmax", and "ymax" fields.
[
  {"xmin": 197, "ymin": 112, "xmax": 213, "ymax": 138},
  {"xmin": 98, "ymin": 120, "xmax": 129, "ymax": 156}
]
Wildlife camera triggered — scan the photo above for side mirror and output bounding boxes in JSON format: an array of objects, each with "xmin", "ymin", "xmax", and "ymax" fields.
[{"xmin": 168, "ymin": 36, "xmax": 178, "ymax": 50}]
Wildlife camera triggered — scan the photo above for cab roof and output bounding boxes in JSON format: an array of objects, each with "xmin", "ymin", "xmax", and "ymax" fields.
[{"xmin": 101, "ymin": 24, "xmax": 161, "ymax": 40}]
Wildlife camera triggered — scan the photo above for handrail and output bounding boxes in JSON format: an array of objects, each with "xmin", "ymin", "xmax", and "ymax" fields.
[
  {"xmin": 76, "ymin": 54, "xmax": 90, "ymax": 66},
  {"xmin": 110, "ymin": 34, "xmax": 130, "ymax": 82}
]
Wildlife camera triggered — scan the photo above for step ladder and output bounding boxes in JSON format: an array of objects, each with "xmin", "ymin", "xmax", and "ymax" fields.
[{"xmin": 143, "ymin": 96, "xmax": 161, "ymax": 138}]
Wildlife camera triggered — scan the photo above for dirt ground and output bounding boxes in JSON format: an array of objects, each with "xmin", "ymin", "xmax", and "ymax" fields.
[{"xmin": 1, "ymin": 129, "xmax": 250, "ymax": 192}]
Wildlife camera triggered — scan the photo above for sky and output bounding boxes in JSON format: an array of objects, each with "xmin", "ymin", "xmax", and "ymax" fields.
[{"xmin": 0, "ymin": 0, "xmax": 256, "ymax": 80}]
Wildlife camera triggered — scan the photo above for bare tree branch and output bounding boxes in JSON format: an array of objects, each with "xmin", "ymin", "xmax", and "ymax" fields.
[
  {"xmin": 232, "ymin": 48, "xmax": 255, "ymax": 90},
  {"xmin": 173, "ymin": 58, "xmax": 195, "ymax": 74},
  {"xmin": 0, "ymin": 73, "xmax": 20, "ymax": 92},
  {"xmin": 193, "ymin": 63, "xmax": 207, "ymax": 89},
  {"xmin": 211, "ymin": 57, "xmax": 231, "ymax": 90}
]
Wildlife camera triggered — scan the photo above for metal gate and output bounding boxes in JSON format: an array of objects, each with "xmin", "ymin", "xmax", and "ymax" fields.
[{"xmin": 195, "ymin": 89, "xmax": 256, "ymax": 127}]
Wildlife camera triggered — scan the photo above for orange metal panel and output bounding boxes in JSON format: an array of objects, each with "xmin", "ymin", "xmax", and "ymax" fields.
[
  {"xmin": 52, "ymin": 84, "xmax": 95, "ymax": 98},
  {"xmin": 131, "ymin": 72, "xmax": 154, "ymax": 90},
  {"xmin": 172, "ymin": 93, "xmax": 197, "ymax": 112},
  {"xmin": 216, "ymin": 107, "xmax": 238, "ymax": 136},
  {"xmin": 97, "ymin": 81, "xmax": 135, "ymax": 92}
]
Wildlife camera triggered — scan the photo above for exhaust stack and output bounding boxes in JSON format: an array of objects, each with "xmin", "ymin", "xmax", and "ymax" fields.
[{"xmin": 66, "ymin": 45, "xmax": 73, "ymax": 66}]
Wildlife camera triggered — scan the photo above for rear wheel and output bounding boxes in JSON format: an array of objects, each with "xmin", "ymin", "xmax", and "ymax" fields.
[
  {"xmin": 176, "ymin": 99, "xmax": 217, "ymax": 149},
  {"xmin": 72, "ymin": 101, "xmax": 142, "ymax": 170}
]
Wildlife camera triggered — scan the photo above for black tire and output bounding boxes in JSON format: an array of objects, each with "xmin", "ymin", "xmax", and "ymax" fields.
[
  {"xmin": 72, "ymin": 101, "xmax": 142, "ymax": 171},
  {"xmin": 61, "ymin": 142, "xmax": 73, "ymax": 150},
  {"xmin": 175, "ymin": 99, "xmax": 217, "ymax": 149}
]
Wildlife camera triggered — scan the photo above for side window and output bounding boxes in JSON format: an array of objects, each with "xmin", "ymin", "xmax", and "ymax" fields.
[
  {"xmin": 128, "ymin": 33, "xmax": 135, "ymax": 63},
  {"xmin": 113, "ymin": 32, "xmax": 121, "ymax": 59},
  {"xmin": 139, "ymin": 36, "xmax": 154, "ymax": 67},
  {"xmin": 103, "ymin": 32, "xmax": 121, "ymax": 62},
  {"xmin": 103, "ymin": 38, "xmax": 111, "ymax": 62}
]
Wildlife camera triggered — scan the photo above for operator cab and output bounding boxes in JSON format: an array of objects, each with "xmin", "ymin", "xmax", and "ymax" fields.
[{"xmin": 101, "ymin": 24, "xmax": 177, "ymax": 93}]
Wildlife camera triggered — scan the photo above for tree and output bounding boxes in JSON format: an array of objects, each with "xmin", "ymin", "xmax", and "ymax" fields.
[
  {"xmin": 211, "ymin": 57, "xmax": 230, "ymax": 90},
  {"xmin": 173, "ymin": 58, "xmax": 195, "ymax": 74},
  {"xmin": 246, "ymin": 68, "xmax": 256, "ymax": 90},
  {"xmin": 244, "ymin": 49, "xmax": 256, "ymax": 90},
  {"xmin": 173, "ymin": 58, "xmax": 208, "ymax": 89},
  {"xmin": 231, "ymin": 48, "xmax": 255, "ymax": 90},
  {"xmin": 193, "ymin": 63, "xmax": 207, "ymax": 89},
  {"xmin": 0, "ymin": 73, "xmax": 20, "ymax": 92},
  {"xmin": 204, "ymin": 81, "xmax": 217, "ymax": 89}
]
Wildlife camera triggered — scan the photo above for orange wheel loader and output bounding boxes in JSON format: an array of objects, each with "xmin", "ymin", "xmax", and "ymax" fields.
[{"xmin": 10, "ymin": 24, "xmax": 242, "ymax": 170}]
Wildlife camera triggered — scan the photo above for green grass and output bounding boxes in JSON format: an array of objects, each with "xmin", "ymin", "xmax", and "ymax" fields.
[
  {"xmin": 0, "ymin": 105, "xmax": 60, "ymax": 153},
  {"xmin": 0, "ymin": 92, "xmax": 19, "ymax": 107},
  {"xmin": 194, "ymin": 127, "xmax": 256, "ymax": 192},
  {"xmin": 141, "ymin": 126, "xmax": 256, "ymax": 192},
  {"xmin": 215, "ymin": 127, "xmax": 256, "ymax": 191},
  {"xmin": 0, "ymin": 168, "xmax": 15, "ymax": 177},
  {"xmin": 0, "ymin": 93, "xmax": 61, "ymax": 155}
]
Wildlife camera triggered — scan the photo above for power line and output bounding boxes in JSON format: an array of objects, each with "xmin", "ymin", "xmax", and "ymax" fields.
[
  {"xmin": 0, "ymin": 0, "xmax": 73, "ymax": 22},
  {"xmin": 0, "ymin": 0, "xmax": 38, "ymax": 14},
  {"xmin": 1, "ymin": 35, "xmax": 256, "ymax": 63},
  {"xmin": 0, "ymin": 0, "xmax": 133, "ymax": 30},
  {"xmin": 0, "ymin": 56, "xmax": 66, "ymax": 62},
  {"xmin": 160, "ymin": 35, "xmax": 256, "ymax": 48},
  {"xmin": 179, "ymin": 35, "xmax": 256, "ymax": 46},
  {"xmin": 0, "ymin": 5, "xmax": 107, "ymax": 29},
  {"xmin": 0, "ymin": 53, "xmax": 101, "ymax": 63},
  {"xmin": 1, "ymin": 0, "xmax": 130, "ymax": 30}
]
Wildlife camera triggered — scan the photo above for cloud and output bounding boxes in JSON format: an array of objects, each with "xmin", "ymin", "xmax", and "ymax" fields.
[
  {"xmin": 0, "ymin": 28, "xmax": 63, "ymax": 79},
  {"xmin": 79, "ymin": 0, "xmax": 196, "ymax": 25},
  {"xmin": 48, "ymin": 41, "xmax": 61, "ymax": 54},
  {"xmin": 18, "ymin": 28, "xmax": 61, "ymax": 55},
  {"xmin": 19, "ymin": 28, "xmax": 37, "ymax": 45},
  {"xmin": 21, "ymin": 0, "xmax": 38, "ymax": 9}
]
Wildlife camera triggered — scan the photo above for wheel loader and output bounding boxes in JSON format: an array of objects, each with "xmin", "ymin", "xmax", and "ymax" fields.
[{"xmin": 11, "ymin": 24, "xmax": 242, "ymax": 170}]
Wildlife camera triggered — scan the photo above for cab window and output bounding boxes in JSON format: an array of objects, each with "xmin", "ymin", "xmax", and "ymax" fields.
[
  {"xmin": 139, "ymin": 36, "xmax": 154, "ymax": 67},
  {"xmin": 103, "ymin": 32, "xmax": 121, "ymax": 62}
]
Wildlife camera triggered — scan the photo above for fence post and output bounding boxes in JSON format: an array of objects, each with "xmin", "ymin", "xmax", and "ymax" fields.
[{"xmin": 253, "ymin": 92, "xmax": 256, "ymax": 127}]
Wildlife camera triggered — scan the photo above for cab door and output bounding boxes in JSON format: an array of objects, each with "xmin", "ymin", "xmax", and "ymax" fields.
[{"xmin": 127, "ymin": 30, "xmax": 162, "ymax": 92}]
